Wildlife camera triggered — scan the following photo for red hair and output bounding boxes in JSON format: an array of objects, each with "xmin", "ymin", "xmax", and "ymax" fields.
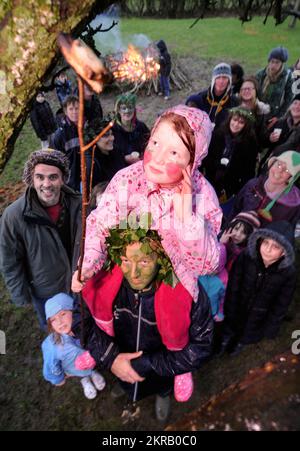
[{"xmin": 159, "ymin": 112, "xmax": 195, "ymax": 166}]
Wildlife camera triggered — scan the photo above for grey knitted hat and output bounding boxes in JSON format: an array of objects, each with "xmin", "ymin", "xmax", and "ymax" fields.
[
  {"xmin": 268, "ymin": 47, "xmax": 289, "ymax": 63},
  {"xmin": 22, "ymin": 149, "xmax": 70, "ymax": 185},
  {"xmin": 211, "ymin": 62, "xmax": 232, "ymax": 95}
]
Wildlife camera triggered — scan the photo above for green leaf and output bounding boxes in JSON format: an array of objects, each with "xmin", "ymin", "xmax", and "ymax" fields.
[{"xmin": 140, "ymin": 242, "xmax": 152, "ymax": 255}]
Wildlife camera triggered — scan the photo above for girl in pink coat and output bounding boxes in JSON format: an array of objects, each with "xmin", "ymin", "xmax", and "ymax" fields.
[
  {"xmin": 72, "ymin": 104, "xmax": 222, "ymax": 401},
  {"xmin": 73, "ymin": 105, "xmax": 221, "ymax": 298}
]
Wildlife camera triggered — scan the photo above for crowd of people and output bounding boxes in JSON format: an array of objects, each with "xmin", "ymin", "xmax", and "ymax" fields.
[{"xmin": 1, "ymin": 43, "xmax": 300, "ymax": 423}]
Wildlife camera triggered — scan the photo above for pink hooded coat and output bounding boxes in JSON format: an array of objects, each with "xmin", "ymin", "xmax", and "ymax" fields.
[{"xmin": 82, "ymin": 105, "xmax": 222, "ymax": 300}]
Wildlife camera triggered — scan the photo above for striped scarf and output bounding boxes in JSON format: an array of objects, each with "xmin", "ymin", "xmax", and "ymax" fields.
[{"xmin": 206, "ymin": 90, "xmax": 229, "ymax": 119}]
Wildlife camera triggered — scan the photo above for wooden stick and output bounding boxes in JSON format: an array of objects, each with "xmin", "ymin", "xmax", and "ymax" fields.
[
  {"xmin": 76, "ymin": 77, "xmax": 88, "ymax": 348},
  {"xmin": 77, "ymin": 77, "xmax": 87, "ymax": 282},
  {"xmin": 82, "ymin": 120, "xmax": 114, "ymax": 153},
  {"xmin": 89, "ymin": 144, "xmax": 96, "ymax": 200}
]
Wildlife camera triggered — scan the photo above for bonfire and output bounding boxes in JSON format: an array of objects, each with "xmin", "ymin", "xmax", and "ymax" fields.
[
  {"xmin": 106, "ymin": 43, "xmax": 160, "ymax": 94},
  {"xmin": 106, "ymin": 43, "xmax": 192, "ymax": 94}
]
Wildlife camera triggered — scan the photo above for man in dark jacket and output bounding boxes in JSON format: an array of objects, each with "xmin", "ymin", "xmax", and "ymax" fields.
[
  {"xmin": 50, "ymin": 95, "xmax": 81, "ymax": 192},
  {"xmin": 76, "ymin": 224, "xmax": 213, "ymax": 421},
  {"xmin": 220, "ymin": 221, "xmax": 297, "ymax": 356},
  {"xmin": 30, "ymin": 92, "xmax": 57, "ymax": 147},
  {"xmin": 0, "ymin": 150, "xmax": 81, "ymax": 330},
  {"xmin": 186, "ymin": 62, "xmax": 238, "ymax": 128}
]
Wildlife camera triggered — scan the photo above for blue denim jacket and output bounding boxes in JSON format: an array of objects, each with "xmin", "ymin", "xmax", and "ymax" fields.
[{"xmin": 42, "ymin": 334, "xmax": 92, "ymax": 385}]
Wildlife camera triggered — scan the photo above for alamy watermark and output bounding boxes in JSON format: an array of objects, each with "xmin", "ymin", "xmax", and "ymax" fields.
[
  {"xmin": 98, "ymin": 179, "xmax": 208, "ymax": 240},
  {"xmin": 0, "ymin": 330, "xmax": 6, "ymax": 355},
  {"xmin": 291, "ymin": 330, "xmax": 300, "ymax": 356}
]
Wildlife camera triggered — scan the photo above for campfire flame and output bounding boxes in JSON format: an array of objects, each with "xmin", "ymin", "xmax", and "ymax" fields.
[{"xmin": 107, "ymin": 44, "xmax": 160, "ymax": 84}]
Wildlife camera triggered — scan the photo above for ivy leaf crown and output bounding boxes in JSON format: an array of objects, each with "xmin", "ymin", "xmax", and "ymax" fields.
[{"xmin": 104, "ymin": 213, "xmax": 174, "ymax": 286}]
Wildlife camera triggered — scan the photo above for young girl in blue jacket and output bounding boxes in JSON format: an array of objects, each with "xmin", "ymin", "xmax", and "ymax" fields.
[{"xmin": 42, "ymin": 293, "xmax": 105, "ymax": 399}]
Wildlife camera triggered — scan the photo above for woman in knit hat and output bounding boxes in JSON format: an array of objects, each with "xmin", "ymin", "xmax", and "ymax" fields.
[
  {"xmin": 186, "ymin": 62, "xmax": 238, "ymax": 128},
  {"xmin": 203, "ymin": 106, "xmax": 259, "ymax": 198},
  {"xmin": 229, "ymin": 150, "xmax": 300, "ymax": 229},
  {"xmin": 256, "ymin": 46, "xmax": 293, "ymax": 129},
  {"xmin": 112, "ymin": 93, "xmax": 150, "ymax": 165}
]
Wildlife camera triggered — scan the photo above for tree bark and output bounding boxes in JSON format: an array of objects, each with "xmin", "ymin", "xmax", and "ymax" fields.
[{"xmin": 0, "ymin": 0, "xmax": 113, "ymax": 173}]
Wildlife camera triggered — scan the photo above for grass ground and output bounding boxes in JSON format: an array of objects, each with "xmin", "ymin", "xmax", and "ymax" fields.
[
  {"xmin": 118, "ymin": 17, "xmax": 300, "ymax": 69},
  {"xmin": 0, "ymin": 16, "xmax": 299, "ymax": 431}
]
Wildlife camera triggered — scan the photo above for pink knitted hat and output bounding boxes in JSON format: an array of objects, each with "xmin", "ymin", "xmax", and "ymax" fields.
[{"xmin": 233, "ymin": 210, "xmax": 261, "ymax": 229}]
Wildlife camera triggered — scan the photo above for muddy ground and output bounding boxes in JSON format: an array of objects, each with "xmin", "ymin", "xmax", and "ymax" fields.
[{"xmin": 0, "ymin": 56, "xmax": 299, "ymax": 431}]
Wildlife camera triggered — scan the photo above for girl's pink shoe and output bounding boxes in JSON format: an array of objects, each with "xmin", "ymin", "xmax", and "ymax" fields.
[{"xmin": 174, "ymin": 372, "xmax": 194, "ymax": 402}]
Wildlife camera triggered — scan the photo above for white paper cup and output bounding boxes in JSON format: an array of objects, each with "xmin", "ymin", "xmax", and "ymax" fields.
[{"xmin": 273, "ymin": 128, "xmax": 282, "ymax": 137}]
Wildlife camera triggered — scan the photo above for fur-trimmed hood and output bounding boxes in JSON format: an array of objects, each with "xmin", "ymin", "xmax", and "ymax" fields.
[{"xmin": 248, "ymin": 220, "xmax": 295, "ymax": 269}]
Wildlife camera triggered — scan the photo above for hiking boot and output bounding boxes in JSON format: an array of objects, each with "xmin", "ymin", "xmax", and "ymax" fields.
[
  {"xmin": 80, "ymin": 376, "xmax": 97, "ymax": 399},
  {"xmin": 91, "ymin": 370, "xmax": 106, "ymax": 391},
  {"xmin": 111, "ymin": 382, "xmax": 126, "ymax": 399},
  {"xmin": 174, "ymin": 372, "xmax": 193, "ymax": 402},
  {"xmin": 155, "ymin": 394, "xmax": 171, "ymax": 422}
]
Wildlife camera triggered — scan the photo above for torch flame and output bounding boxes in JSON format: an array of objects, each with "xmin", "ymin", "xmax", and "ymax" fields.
[{"xmin": 108, "ymin": 44, "xmax": 160, "ymax": 84}]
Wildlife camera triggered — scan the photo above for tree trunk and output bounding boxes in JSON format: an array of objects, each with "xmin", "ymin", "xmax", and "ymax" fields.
[
  {"xmin": 145, "ymin": 0, "xmax": 156, "ymax": 15},
  {"xmin": 289, "ymin": 0, "xmax": 300, "ymax": 28},
  {"xmin": 0, "ymin": 0, "xmax": 113, "ymax": 173}
]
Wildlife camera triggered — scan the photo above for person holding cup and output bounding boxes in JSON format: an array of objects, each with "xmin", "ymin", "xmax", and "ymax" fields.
[
  {"xmin": 112, "ymin": 93, "xmax": 150, "ymax": 165},
  {"xmin": 259, "ymin": 94, "xmax": 300, "ymax": 170},
  {"xmin": 270, "ymin": 127, "xmax": 283, "ymax": 142}
]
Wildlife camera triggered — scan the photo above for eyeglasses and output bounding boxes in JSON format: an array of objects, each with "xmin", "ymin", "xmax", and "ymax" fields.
[
  {"xmin": 275, "ymin": 161, "xmax": 291, "ymax": 175},
  {"xmin": 240, "ymin": 87, "xmax": 255, "ymax": 92}
]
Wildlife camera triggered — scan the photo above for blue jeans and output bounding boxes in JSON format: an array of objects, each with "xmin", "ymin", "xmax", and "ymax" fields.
[{"xmin": 160, "ymin": 75, "xmax": 170, "ymax": 97}]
